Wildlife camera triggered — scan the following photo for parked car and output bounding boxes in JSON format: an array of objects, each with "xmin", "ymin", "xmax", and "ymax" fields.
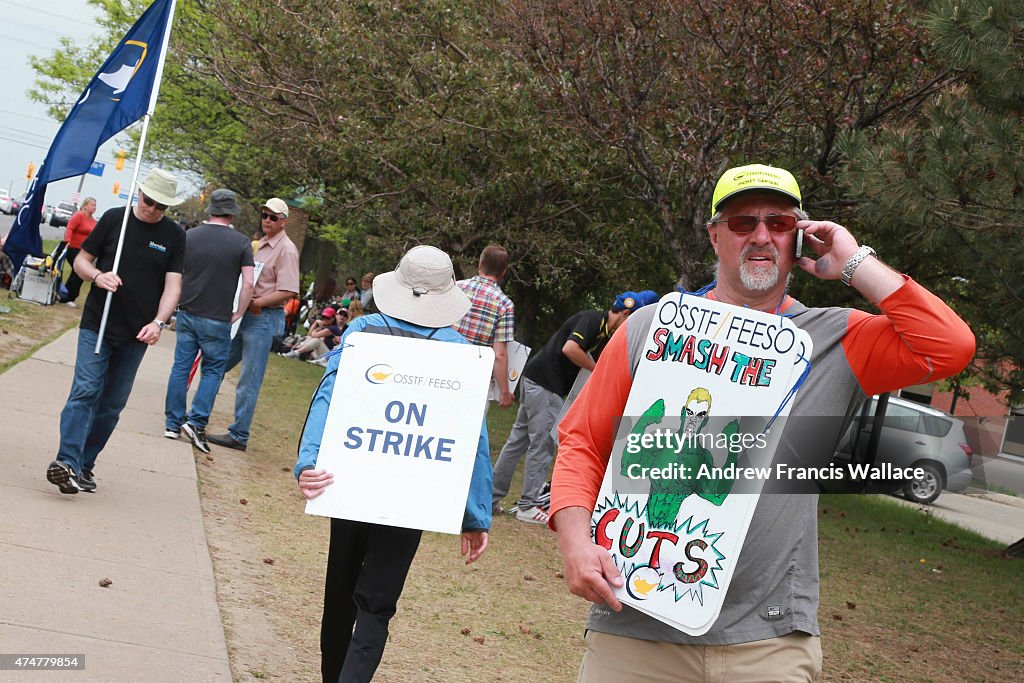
[
  {"xmin": 0, "ymin": 190, "xmax": 13, "ymax": 215},
  {"xmin": 11, "ymin": 193, "xmax": 27, "ymax": 214},
  {"xmin": 835, "ymin": 396, "xmax": 974, "ymax": 504},
  {"xmin": 49, "ymin": 201, "xmax": 77, "ymax": 227},
  {"xmin": 41, "ymin": 204, "xmax": 55, "ymax": 224}
]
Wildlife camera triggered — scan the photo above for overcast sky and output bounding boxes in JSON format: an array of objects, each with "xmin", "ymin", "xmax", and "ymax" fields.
[{"xmin": 0, "ymin": 0, "xmax": 179, "ymax": 211}]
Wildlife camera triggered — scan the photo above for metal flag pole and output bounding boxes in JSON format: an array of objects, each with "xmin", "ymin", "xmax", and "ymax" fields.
[{"xmin": 94, "ymin": 0, "xmax": 178, "ymax": 353}]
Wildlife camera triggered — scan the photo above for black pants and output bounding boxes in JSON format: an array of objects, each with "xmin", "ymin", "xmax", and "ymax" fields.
[
  {"xmin": 62, "ymin": 247, "xmax": 84, "ymax": 302},
  {"xmin": 322, "ymin": 518, "xmax": 422, "ymax": 683}
]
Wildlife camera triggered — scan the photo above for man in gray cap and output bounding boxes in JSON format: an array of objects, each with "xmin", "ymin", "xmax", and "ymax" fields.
[
  {"xmin": 163, "ymin": 189, "xmax": 255, "ymax": 453},
  {"xmin": 46, "ymin": 169, "xmax": 187, "ymax": 495}
]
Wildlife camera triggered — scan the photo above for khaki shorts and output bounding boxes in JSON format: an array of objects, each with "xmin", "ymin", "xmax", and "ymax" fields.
[{"xmin": 578, "ymin": 630, "xmax": 822, "ymax": 683}]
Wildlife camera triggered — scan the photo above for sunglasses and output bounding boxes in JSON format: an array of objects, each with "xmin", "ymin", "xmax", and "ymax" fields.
[
  {"xmin": 261, "ymin": 212, "xmax": 282, "ymax": 222},
  {"xmin": 141, "ymin": 194, "xmax": 168, "ymax": 211},
  {"xmin": 712, "ymin": 214, "xmax": 797, "ymax": 233}
]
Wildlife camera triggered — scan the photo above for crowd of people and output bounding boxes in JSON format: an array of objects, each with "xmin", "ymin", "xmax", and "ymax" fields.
[{"xmin": 24, "ymin": 160, "xmax": 975, "ymax": 683}]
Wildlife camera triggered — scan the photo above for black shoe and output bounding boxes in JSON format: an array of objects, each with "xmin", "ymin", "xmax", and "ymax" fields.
[
  {"xmin": 207, "ymin": 432, "xmax": 247, "ymax": 452},
  {"xmin": 79, "ymin": 470, "xmax": 97, "ymax": 493},
  {"xmin": 46, "ymin": 460, "xmax": 81, "ymax": 495},
  {"xmin": 181, "ymin": 423, "xmax": 211, "ymax": 454}
]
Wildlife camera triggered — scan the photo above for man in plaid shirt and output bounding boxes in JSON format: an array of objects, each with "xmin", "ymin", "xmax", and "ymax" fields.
[{"xmin": 456, "ymin": 245, "xmax": 516, "ymax": 407}]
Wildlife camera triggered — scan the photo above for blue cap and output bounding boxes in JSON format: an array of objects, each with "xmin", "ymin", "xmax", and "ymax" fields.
[
  {"xmin": 636, "ymin": 290, "xmax": 660, "ymax": 308},
  {"xmin": 612, "ymin": 291, "xmax": 641, "ymax": 312}
]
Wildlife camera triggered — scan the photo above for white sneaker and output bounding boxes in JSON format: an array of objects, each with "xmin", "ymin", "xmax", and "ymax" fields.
[
  {"xmin": 63, "ymin": 301, "xmax": 77, "ymax": 307},
  {"xmin": 516, "ymin": 506, "xmax": 550, "ymax": 525}
]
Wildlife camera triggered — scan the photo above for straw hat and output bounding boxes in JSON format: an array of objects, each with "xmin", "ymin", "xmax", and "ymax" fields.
[
  {"xmin": 138, "ymin": 169, "xmax": 183, "ymax": 207},
  {"xmin": 372, "ymin": 246, "xmax": 471, "ymax": 328}
]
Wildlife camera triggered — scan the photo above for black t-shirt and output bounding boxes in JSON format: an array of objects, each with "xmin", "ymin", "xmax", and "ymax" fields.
[
  {"xmin": 179, "ymin": 223, "xmax": 255, "ymax": 321},
  {"xmin": 80, "ymin": 207, "xmax": 185, "ymax": 342},
  {"xmin": 523, "ymin": 309, "xmax": 609, "ymax": 397}
]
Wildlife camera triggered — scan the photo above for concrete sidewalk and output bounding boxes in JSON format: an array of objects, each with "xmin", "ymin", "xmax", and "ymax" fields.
[{"xmin": 0, "ymin": 328, "xmax": 230, "ymax": 681}]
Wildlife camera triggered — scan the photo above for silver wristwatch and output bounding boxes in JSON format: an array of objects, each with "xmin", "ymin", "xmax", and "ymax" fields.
[
  {"xmin": 841, "ymin": 245, "xmax": 876, "ymax": 286},
  {"xmin": 153, "ymin": 319, "xmax": 168, "ymax": 330}
]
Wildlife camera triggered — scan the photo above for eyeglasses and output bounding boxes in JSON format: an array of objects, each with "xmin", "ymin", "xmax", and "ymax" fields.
[
  {"xmin": 141, "ymin": 194, "xmax": 168, "ymax": 211},
  {"xmin": 261, "ymin": 212, "xmax": 281, "ymax": 222},
  {"xmin": 712, "ymin": 214, "xmax": 797, "ymax": 233}
]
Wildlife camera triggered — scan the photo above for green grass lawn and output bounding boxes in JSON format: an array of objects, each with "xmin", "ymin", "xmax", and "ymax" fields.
[{"xmin": 229, "ymin": 356, "xmax": 1022, "ymax": 682}]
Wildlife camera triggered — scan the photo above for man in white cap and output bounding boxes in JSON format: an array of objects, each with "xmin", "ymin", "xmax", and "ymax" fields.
[
  {"xmin": 163, "ymin": 189, "xmax": 255, "ymax": 454},
  {"xmin": 46, "ymin": 168, "xmax": 186, "ymax": 495},
  {"xmin": 295, "ymin": 245, "xmax": 492, "ymax": 683},
  {"xmin": 207, "ymin": 196, "xmax": 300, "ymax": 452}
]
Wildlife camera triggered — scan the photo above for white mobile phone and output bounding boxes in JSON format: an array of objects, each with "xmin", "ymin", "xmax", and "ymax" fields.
[{"xmin": 794, "ymin": 228, "xmax": 804, "ymax": 259}]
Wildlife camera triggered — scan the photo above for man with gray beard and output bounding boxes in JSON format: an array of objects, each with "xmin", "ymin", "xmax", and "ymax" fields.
[{"xmin": 550, "ymin": 163, "xmax": 975, "ymax": 682}]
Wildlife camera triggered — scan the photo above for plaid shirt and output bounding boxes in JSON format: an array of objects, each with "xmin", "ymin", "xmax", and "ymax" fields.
[{"xmin": 455, "ymin": 275, "xmax": 514, "ymax": 346}]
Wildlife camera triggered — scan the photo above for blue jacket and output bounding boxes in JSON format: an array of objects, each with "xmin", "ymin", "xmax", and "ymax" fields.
[{"xmin": 294, "ymin": 313, "xmax": 493, "ymax": 531}]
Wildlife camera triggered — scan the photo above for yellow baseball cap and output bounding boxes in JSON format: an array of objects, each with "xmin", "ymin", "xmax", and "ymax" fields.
[{"xmin": 711, "ymin": 163, "xmax": 802, "ymax": 213}]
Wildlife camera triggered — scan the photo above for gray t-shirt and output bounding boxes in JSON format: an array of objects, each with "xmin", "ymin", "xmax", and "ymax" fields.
[{"xmin": 179, "ymin": 223, "xmax": 255, "ymax": 321}]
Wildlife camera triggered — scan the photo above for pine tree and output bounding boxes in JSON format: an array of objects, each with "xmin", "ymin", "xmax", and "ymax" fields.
[{"xmin": 840, "ymin": 0, "xmax": 1024, "ymax": 401}]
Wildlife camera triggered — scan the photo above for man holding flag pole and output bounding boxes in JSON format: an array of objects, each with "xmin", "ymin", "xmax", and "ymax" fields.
[{"xmin": 0, "ymin": 0, "xmax": 186, "ymax": 494}]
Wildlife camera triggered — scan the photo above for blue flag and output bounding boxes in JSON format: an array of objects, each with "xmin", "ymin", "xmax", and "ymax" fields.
[{"xmin": 2, "ymin": 0, "xmax": 176, "ymax": 272}]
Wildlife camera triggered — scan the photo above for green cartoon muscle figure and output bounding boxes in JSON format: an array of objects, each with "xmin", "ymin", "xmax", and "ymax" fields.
[{"xmin": 621, "ymin": 388, "xmax": 739, "ymax": 528}]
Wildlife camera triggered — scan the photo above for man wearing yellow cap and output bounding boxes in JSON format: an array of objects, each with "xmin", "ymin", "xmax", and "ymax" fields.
[{"xmin": 550, "ymin": 164, "xmax": 975, "ymax": 681}]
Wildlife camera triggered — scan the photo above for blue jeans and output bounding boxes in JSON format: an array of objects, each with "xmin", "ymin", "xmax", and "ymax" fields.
[
  {"xmin": 220, "ymin": 307, "xmax": 284, "ymax": 445},
  {"xmin": 164, "ymin": 310, "xmax": 233, "ymax": 431},
  {"xmin": 57, "ymin": 328, "xmax": 148, "ymax": 475}
]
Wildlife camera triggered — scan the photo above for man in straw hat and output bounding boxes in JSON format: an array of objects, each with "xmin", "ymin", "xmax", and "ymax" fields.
[
  {"xmin": 550, "ymin": 163, "xmax": 974, "ymax": 681},
  {"xmin": 295, "ymin": 245, "xmax": 492, "ymax": 683},
  {"xmin": 163, "ymin": 189, "xmax": 255, "ymax": 454},
  {"xmin": 46, "ymin": 168, "xmax": 186, "ymax": 495}
]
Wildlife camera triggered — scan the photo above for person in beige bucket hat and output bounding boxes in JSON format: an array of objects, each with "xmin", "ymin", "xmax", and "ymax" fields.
[
  {"xmin": 46, "ymin": 168, "xmax": 186, "ymax": 495},
  {"xmin": 293, "ymin": 244, "xmax": 491, "ymax": 682}
]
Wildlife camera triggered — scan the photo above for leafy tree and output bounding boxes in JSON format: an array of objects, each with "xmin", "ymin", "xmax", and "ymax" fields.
[
  {"xmin": 198, "ymin": 0, "xmax": 669, "ymax": 341},
  {"xmin": 501, "ymin": 0, "xmax": 952, "ymax": 291},
  {"xmin": 28, "ymin": 0, "xmax": 291, "ymax": 203},
  {"xmin": 840, "ymin": 0, "xmax": 1024, "ymax": 399}
]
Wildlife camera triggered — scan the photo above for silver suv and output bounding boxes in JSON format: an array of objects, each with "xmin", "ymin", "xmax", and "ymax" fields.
[
  {"xmin": 49, "ymin": 201, "xmax": 76, "ymax": 227},
  {"xmin": 837, "ymin": 396, "xmax": 973, "ymax": 504}
]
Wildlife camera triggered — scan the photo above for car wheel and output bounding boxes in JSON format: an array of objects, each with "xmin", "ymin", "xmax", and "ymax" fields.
[{"xmin": 902, "ymin": 462, "xmax": 944, "ymax": 505}]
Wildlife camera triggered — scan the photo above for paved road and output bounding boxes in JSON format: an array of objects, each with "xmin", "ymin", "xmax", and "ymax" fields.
[
  {"xmin": 1, "ymin": 211, "xmax": 64, "ymax": 242},
  {"xmin": 972, "ymin": 454, "xmax": 1024, "ymax": 496},
  {"xmin": 890, "ymin": 489, "xmax": 1024, "ymax": 546}
]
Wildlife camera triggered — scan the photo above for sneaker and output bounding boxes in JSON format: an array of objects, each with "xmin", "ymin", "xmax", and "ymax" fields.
[
  {"xmin": 63, "ymin": 301, "xmax": 77, "ymax": 307},
  {"xmin": 180, "ymin": 423, "xmax": 211, "ymax": 454},
  {"xmin": 79, "ymin": 470, "xmax": 97, "ymax": 493},
  {"xmin": 515, "ymin": 506, "xmax": 550, "ymax": 525},
  {"xmin": 492, "ymin": 503, "xmax": 505, "ymax": 515},
  {"xmin": 46, "ymin": 460, "xmax": 81, "ymax": 495},
  {"xmin": 164, "ymin": 427, "xmax": 180, "ymax": 439},
  {"xmin": 207, "ymin": 432, "xmax": 247, "ymax": 452}
]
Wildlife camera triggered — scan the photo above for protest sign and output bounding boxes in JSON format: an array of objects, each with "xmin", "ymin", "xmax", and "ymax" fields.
[
  {"xmin": 305, "ymin": 332, "xmax": 493, "ymax": 534},
  {"xmin": 488, "ymin": 340, "xmax": 531, "ymax": 401},
  {"xmin": 592, "ymin": 293, "xmax": 812, "ymax": 634}
]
